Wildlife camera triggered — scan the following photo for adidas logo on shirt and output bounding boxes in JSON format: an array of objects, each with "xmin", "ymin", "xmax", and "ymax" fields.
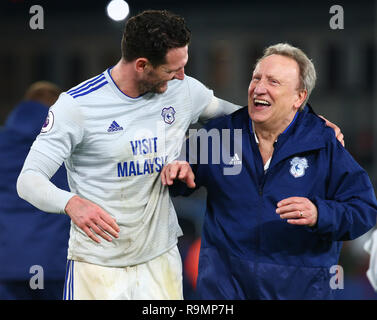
[
  {"xmin": 229, "ymin": 153, "xmax": 242, "ymax": 165},
  {"xmin": 107, "ymin": 121, "xmax": 124, "ymax": 132}
]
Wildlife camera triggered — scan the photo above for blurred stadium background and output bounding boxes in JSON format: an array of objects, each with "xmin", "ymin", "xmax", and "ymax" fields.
[{"xmin": 0, "ymin": 0, "xmax": 376, "ymax": 299}]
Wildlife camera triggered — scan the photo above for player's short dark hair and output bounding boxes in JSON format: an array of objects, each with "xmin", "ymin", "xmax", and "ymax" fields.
[{"xmin": 121, "ymin": 10, "xmax": 191, "ymax": 67}]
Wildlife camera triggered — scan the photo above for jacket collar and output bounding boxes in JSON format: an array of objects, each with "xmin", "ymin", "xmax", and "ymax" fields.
[{"xmin": 246, "ymin": 104, "xmax": 327, "ymax": 170}]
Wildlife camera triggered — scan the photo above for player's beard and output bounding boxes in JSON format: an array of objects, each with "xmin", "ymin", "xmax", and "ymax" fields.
[{"xmin": 138, "ymin": 79, "xmax": 168, "ymax": 95}]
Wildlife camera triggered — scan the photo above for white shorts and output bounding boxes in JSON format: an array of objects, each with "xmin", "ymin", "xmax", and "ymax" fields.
[{"xmin": 63, "ymin": 245, "xmax": 183, "ymax": 300}]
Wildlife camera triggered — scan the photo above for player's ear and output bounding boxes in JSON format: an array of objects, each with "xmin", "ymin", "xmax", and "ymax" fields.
[{"xmin": 135, "ymin": 58, "xmax": 150, "ymax": 73}]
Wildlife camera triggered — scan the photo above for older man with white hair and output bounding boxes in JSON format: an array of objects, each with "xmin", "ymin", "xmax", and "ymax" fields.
[{"xmin": 162, "ymin": 43, "xmax": 377, "ymax": 299}]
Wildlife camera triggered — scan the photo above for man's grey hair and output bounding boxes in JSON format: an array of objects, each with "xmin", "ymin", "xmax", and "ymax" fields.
[{"xmin": 255, "ymin": 43, "xmax": 317, "ymax": 110}]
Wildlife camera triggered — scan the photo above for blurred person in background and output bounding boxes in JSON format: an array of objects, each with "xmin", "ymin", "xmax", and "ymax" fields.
[
  {"xmin": 364, "ymin": 228, "xmax": 377, "ymax": 294},
  {"xmin": 183, "ymin": 237, "xmax": 201, "ymax": 298},
  {"xmin": 0, "ymin": 81, "xmax": 70, "ymax": 300}
]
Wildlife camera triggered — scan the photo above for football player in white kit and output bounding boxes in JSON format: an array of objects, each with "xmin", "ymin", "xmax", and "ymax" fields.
[
  {"xmin": 16, "ymin": 10, "xmax": 241, "ymax": 300},
  {"xmin": 17, "ymin": 10, "xmax": 344, "ymax": 300}
]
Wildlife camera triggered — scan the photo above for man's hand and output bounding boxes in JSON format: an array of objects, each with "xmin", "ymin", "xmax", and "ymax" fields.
[
  {"xmin": 161, "ymin": 160, "xmax": 196, "ymax": 188},
  {"xmin": 319, "ymin": 115, "xmax": 345, "ymax": 147},
  {"xmin": 276, "ymin": 196, "xmax": 318, "ymax": 227},
  {"xmin": 65, "ymin": 195, "xmax": 120, "ymax": 243}
]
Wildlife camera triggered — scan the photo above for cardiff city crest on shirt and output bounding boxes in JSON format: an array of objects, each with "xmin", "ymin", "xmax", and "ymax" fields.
[
  {"xmin": 161, "ymin": 107, "xmax": 176, "ymax": 124},
  {"xmin": 289, "ymin": 157, "xmax": 308, "ymax": 178}
]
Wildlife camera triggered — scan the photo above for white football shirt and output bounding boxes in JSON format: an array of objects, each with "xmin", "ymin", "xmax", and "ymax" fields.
[{"xmin": 26, "ymin": 68, "xmax": 215, "ymax": 267}]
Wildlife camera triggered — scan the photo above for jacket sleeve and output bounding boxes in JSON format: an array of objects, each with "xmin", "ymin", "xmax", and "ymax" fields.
[{"xmin": 311, "ymin": 135, "xmax": 377, "ymax": 241}]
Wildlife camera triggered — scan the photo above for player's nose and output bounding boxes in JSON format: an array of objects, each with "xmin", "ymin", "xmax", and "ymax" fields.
[{"xmin": 173, "ymin": 68, "xmax": 185, "ymax": 80}]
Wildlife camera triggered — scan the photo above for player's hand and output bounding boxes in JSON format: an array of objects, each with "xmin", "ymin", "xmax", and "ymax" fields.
[
  {"xmin": 276, "ymin": 196, "xmax": 318, "ymax": 227},
  {"xmin": 319, "ymin": 115, "xmax": 345, "ymax": 147},
  {"xmin": 161, "ymin": 160, "xmax": 196, "ymax": 188},
  {"xmin": 65, "ymin": 195, "xmax": 120, "ymax": 243}
]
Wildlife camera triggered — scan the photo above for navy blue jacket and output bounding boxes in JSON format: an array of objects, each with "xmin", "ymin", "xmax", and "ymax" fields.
[
  {"xmin": 0, "ymin": 101, "xmax": 70, "ymax": 281},
  {"xmin": 172, "ymin": 105, "xmax": 377, "ymax": 299}
]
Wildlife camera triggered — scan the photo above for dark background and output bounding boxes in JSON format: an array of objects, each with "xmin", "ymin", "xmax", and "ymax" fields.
[{"xmin": 0, "ymin": 0, "xmax": 376, "ymax": 299}]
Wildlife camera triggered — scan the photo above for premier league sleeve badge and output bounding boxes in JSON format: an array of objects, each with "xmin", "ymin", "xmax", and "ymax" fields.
[{"xmin": 41, "ymin": 110, "xmax": 54, "ymax": 133}]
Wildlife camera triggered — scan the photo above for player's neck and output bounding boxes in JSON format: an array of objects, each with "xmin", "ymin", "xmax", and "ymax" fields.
[{"xmin": 111, "ymin": 59, "xmax": 142, "ymax": 98}]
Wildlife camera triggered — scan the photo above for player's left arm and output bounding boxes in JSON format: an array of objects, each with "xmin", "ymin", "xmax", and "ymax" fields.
[
  {"xmin": 198, "ymin": 97, "xmax": 345, "ymax": 146},
  {"xmin": 186, "ymin": 76, "xmax": 242, "ymax": 125},
  {"xmin": 319, "ymin": 115, "xmax": 345, "ymax": 147},
  {"xmin": 198, "ymin": 96, "xmax": 241, "ymax": 124}
]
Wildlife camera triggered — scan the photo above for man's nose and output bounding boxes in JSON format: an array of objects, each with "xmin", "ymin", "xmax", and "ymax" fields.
[
  {"xmin": 254, "ymin": 80, "xmax": 267, "ymax": 95},
  {"xmin": 173, "ymin": 68, "xmax": 185, "ymax": 80}
]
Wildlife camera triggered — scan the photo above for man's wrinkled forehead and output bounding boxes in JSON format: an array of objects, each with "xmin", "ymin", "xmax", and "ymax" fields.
[{"xmin": 253, "ymin": 54, "xmax": 300, "ymax": 81}]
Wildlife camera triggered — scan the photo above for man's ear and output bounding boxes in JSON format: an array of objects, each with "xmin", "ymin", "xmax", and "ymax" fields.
[
  {"xmin": 135, "ymin": 58, "xmax": 149, "ymax": 72},
  {"xmin": 294, "ymin": 89, "xmax": 307, "ymax": 110}
]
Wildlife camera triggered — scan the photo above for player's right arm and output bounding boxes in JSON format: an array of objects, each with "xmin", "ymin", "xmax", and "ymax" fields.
[{"xmin": 16, "ymin": 94, "xmax": 119, "ymax": 243}]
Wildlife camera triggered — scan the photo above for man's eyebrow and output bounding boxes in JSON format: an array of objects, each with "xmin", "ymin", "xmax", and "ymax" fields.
[{"xmin": 164, "ymin": 66, "xmax": 184, "ymax": 72}]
